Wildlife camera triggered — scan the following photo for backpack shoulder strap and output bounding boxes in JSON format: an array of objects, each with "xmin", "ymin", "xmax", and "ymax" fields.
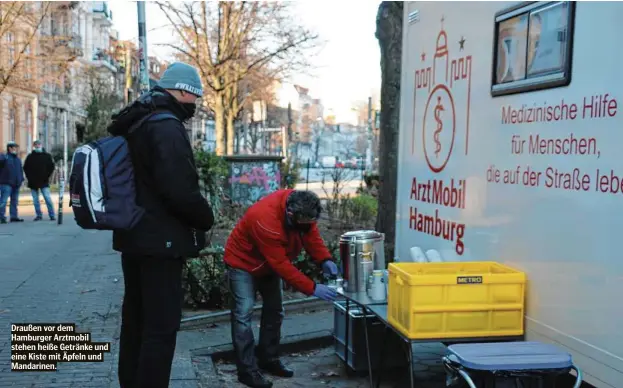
[
  {"xmin": 127, "ymin": 110, "xmax": 180, "ymax": 135},
  {"xmin": 147, "ymin": 112, "xmax": 179, "ymax": 123}
]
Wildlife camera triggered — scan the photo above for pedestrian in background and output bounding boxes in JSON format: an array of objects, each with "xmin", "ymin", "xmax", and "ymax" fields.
[
  {"xmin": 107, "ymin": 62, "xmax": 214, "ymax": 388},
  {"xmin": 0, "ymin": 141, "xmax": 25, "ymax": 224},
  {"xmin": 23, "ymin": 140, "xmax": 56, "ymax": 221}
]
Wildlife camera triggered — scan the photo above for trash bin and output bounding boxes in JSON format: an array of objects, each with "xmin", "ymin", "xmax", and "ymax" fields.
[{"xmin": 443, "ymin": 342, "xmax": 583, "ymax": 388}]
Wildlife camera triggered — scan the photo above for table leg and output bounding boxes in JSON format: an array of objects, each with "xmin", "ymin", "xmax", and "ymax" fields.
[
  {"xmin": 344, "ymin": 299, "xmax": 350, "ymax": 370},
  {"xmin": 406, "ymin": 340, "xmax": 414, "ymax": 388},
  {"xmin": 362, "ymin": 306, "xmax": 374, "ymax": 387},
  {"xmin": 375, "ymin": 325, "xmax": 389, "ymax": 388}
]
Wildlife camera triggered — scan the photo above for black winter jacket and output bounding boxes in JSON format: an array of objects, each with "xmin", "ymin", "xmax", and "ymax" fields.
[
  {"xmin": 107, "ymin": 87, "xmax": 214, "ymax": 258},
  {"xmin": 23, "ymin": 151, "xmax": 55, "ymax": 189}
]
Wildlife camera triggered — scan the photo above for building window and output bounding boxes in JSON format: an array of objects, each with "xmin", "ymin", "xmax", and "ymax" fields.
[
  {"xmin": 7, "ymin": 32, "xmax": 15, "ymax": 67},
  {"xmin": 491, "ymin": 1, "xmax": 575, "ymax": 96},
  {"xmin": 26, "ymin": 110, "xmax": 32, "ymax": 132},
  {"xmin": 39, "ymin": 118, "xmax": 46, "ymax": 145},
  {"xmin": 9, "ymin": 107, "xmax": 16, "ymax": 141},
  {"xmin": 24, "ymin": 44, "xmax": 32, "ymax": 79}
]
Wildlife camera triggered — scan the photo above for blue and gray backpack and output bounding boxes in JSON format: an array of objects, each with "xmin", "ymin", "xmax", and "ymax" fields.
[{"xmin": 69, "ymin": 111, "xmax": 178, "ymax": 230}]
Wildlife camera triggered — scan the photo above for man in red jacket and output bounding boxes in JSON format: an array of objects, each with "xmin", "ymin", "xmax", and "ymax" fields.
[{"xmin": 224, "ymin": 189, "xmax": 338, "ymax": 388}]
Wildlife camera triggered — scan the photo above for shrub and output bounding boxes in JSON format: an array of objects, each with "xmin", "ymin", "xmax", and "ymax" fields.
[
  {"xmin": 290, "ymin": 240, "xmax": 341, "ymax": 287},
  {"xmin": 280, "ymin": 159, "xmax": 300, "ymax": 189},
  {"xmin": 194, "ymin": 148, "xmax": 228, "ymax": 202},
  {"xmin": 181, "ymin": 246, "xmax": 230, "ymax": 310},
  {"xmin": 321, "ymin": 167, "xmax": 352, "ymax": 220},
  {"xmin": 348, "ymin": 194, "xmax": 378, "ymax": 224},
  {"xmin": 193, "ymin": 149, "xmax": 229, "ymax": 237}
]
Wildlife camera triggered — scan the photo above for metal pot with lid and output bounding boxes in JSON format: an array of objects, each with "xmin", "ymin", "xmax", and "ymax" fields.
[{"xmin": 339, "ymin": 230, "xmax": 385, "ymax": 293}]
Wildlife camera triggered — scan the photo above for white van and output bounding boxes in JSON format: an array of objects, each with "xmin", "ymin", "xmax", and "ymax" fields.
[
  {"xmin": 395, "ymin": 2, "xmax": 622, "ymax": 386},
  {"xmin": 321, "ymin": 156, "xmax": 337, "ymax": 168}
]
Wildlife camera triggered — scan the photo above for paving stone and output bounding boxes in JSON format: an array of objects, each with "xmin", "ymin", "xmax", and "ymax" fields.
[
  {"xmin": 212, "ymin": 347, "xmax": 447, "ymax": 388},
  {"xmin": 0, "ymin": 218, "xmax": 201, "ymax": 388}
]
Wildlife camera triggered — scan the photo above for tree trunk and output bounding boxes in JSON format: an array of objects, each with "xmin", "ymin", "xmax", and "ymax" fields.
[
  {"xmin": 214, "ymin": 95, "xmax": 226, "ymax": 156},
  {"xmin": 226, "ymin": 109, "xmax": 236, "ymax": 155},
  {"xmin": 225, "ymin": 69, "xmax": 238, "ymax": 155},
  {"xmin": 375, "ymin": 1, "xmax": 403, "ymax": 262}
]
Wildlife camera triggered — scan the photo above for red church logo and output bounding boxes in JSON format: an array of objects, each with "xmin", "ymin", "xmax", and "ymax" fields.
[{"xmin": 413, "ymin": 18, "xmax": 472, "ymax": 173}]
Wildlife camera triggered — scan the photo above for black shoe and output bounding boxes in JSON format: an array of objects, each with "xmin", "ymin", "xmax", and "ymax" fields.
[
  {"xmin": 258, "ymin": 360, "xmax": 294, "ymax": 378},
  {"xmin": 0, "ymin": 219, "xmax": 6, "ymax": 224},
  {"xmin": 238, "ymin": 370, "xmax": 273, "ymax": 388},
  {"xmin": 49, "ymin": 216, "xmax": 56, "ymax": 221},
  {"xmin": 34, "ymin": 216, "xmax": 42, "ymax": 221},
  {"xmin": 10, "ymin": 218, "xmax": 23, "ymax": 222}
]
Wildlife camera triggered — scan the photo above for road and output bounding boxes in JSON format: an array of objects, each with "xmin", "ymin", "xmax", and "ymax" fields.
[
  {"xmin": 296, "ymin": 167, "xmax": 364, "ymax": 198},
  {"xmin": 298, "ymin": 167, "xmax": 364, "ymax": 183}
]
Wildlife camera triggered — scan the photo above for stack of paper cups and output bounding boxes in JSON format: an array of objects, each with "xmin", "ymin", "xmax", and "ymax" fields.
[
  {"xmin": 409, "ymin": 246, "xmax": 427, "ymax": 263},
  {"xmin": 426, "ymin": 249, "xmax": 443, "ymax": 262}
]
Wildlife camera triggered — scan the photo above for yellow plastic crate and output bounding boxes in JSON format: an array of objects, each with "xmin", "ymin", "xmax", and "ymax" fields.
[{"xmin": 387, "ymin": 261, "xmax": 525, "ymax": 340}]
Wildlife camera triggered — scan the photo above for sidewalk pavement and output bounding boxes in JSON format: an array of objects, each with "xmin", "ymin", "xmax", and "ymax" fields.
[
  {"xmin": 0, "ymin": 216, "xmax": 339, "ymax": 388},
  {"xmin": 0, "ymin": 216, "xmax": 446, "ymax": 388},
  {"xmin": 0, "ymin": 218, "xmax": 120, "ymax": 387},
  {"xmin": 0, "ymin": 218, "xmax": 201, "ymax": 388}
]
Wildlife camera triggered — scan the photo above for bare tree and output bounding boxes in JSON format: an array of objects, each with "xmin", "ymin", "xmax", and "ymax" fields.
[
  {"xmin": 0, "ymin": 2, "xmax": 78, "ymax": 96},
  {"xmin": 375, "ymin": 1, "xmax": 402, "ymax": 261},
  {"xmin": 79, "ymin": 66, "xmax": 123, "ymax": 143},
  {"xmin": 157, "ymin": 1, "xmax": 320, "ymax": 155},
  {"xmin": 239, "ymin": 67, "xmax": 277, "ymax": 154}
]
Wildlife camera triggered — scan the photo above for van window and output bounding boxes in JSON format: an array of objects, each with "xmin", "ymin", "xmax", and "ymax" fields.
[{"xmin": 491, "ymin": 1, "xmax": 575, "ymax": 96}]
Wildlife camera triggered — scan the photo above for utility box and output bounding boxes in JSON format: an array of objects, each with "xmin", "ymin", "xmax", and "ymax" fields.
[{"xmin": 223, "ymin": 155, "xmax": 283, "ymax": 207}]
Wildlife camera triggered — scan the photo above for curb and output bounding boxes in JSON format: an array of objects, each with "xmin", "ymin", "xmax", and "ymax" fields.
[
  {"xmin": 193, "ymin": 330, "xmax": 334, "ymax": 360},
  {"xmin": 181, "ymin": 297, "xmax": 331, "ymax": 329}
]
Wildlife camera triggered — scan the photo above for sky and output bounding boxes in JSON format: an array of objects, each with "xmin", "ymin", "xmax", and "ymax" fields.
[{"xmin": 107, "ymin": 1, "xmax": 381, "ymax": 121}]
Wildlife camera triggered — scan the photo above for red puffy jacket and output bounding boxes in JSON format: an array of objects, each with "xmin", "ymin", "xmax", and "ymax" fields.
[{"xmin": 224, "ymin": 189, "xmax": 332, "ymax": 295}]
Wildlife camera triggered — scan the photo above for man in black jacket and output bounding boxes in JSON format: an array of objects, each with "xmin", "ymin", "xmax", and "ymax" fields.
[
  {"xmin": 23, "ymin": 140, "xmax": 56, "ymax": 221},
  {"xmin": 106, "ymin": 62, "xmax": 214, "ymax": 388}
]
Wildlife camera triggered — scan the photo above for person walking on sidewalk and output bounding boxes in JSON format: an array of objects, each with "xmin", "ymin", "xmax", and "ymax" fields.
[
  {"xmin": 107, "ymin": 62, "xmax": 214, "ymax": 388},
  {"xmin": 224, "ymin": 189, "xmax": 339, "ymax": 388},
  {"xmin": 23, "ymin": 140, "xmax": 56, "ymax": 221},
  {"xmin": 0, "ymin": 142, "xmax": 25, "ymax": 224}
]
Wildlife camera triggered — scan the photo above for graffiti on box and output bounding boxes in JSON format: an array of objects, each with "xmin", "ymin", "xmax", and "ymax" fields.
[{"xmin": 229, "ymin": 162, "xmax": 281, "ymax": 206}]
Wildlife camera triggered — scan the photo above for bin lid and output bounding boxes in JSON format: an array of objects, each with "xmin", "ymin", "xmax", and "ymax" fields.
[
  {"xmin": 447, "ymin": 341, "xmax": 573, "ymax": 371},
  {"xmin": 340, "ymin": 230, "xmax": 384, "ymax": 242}
]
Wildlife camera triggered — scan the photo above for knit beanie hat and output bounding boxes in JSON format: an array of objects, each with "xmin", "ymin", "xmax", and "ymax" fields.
[{"xmin": 158, "ymin": 62, "xmax": 203, "ymax": 97}]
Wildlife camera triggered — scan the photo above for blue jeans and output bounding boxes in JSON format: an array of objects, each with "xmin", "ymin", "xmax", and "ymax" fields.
[
  {"xmin": 228, "ymin": 266, "xmax": 284, "ymax": 374},
  {"xmin": 32, "ymin": 187, "xmax": 55, "ymax": 218},
  {"xmin": 0, "ymin": 184, "xmax": 20, "ymax": 221}
]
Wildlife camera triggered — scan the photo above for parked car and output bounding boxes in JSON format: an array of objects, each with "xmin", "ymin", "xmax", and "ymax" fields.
[{"xmin": 345, "ymin": 157, "xmax": 365, "ymax": 170}]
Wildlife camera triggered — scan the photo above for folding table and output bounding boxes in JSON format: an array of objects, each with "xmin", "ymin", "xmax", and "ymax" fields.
[{"xmin": 366, "ymin": 304, "xmax": 525, "ymax": 388}]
